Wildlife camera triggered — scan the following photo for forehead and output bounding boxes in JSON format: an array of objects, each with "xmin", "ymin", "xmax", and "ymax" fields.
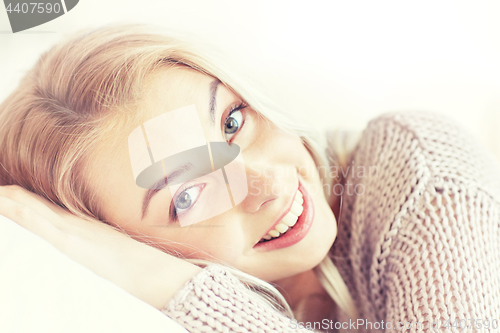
[{"xmin": 141, "ymin": 66, "xmax": 215, "ymax": 119}]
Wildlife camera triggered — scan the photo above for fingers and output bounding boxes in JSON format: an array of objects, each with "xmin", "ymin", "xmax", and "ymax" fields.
[
  {"xmin": 0, "ymin": 185, "xmax": 124, "ymax": 240},
  {"xmin": 0, "ymin": 195, "xmax": 63, "ymax": 245},
  {"xmin": 0, "ymin": 185, "xmax": 63, "ymax": 225}
]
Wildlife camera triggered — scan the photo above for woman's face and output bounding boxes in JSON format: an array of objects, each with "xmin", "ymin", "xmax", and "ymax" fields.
[{"xmin": 90, "ymin": 67, "xmax": 337, "ymax": 282}]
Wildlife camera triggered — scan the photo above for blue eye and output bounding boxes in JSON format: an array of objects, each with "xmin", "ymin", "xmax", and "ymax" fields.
[
  {"xmin": 224, "ymin": 110, "xmax": 243, "ymax": 141},
  {"xmin": 223, "ymin": 102, "xmax": 247, "ymax": 142},
  {"xmin": 174, "ymin": 186, "xmax": 201, "ymax": 214}
]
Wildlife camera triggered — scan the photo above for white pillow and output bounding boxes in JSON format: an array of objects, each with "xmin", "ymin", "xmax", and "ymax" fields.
[{"xmin": 0, "ymin": 215, "xmax": 189, "ymax": 333}]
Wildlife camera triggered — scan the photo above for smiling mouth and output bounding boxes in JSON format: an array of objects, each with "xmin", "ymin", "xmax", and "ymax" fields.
[{"xmin": 257, "ymin": 189, "xmax": 304, "ymax": 243}]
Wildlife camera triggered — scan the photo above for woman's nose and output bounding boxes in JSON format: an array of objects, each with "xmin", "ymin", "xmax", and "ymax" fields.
[{"xmin": 239, "ymin": 161, "xmax": 281, "ymax": 213}]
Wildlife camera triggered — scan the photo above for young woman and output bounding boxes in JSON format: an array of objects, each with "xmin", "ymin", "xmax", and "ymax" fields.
[{"xmin": 1, "ymin": 25, "xmax": 499, "ymax": 332}]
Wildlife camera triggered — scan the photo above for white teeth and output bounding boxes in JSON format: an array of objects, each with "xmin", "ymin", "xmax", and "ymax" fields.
[
  {"xmin": 268, "ymin": 229, "xmax": 280, "ymax": 238},
  {"xmin": 260, "ymin": 190, "xmax": 305, "ymax": 243},
  {"xmin": 290, "ymin": 201, "xmax": 303, "ymax": 217},
  {"xmin": 281, "ymin": 211, "xmax": 299, "ymax": 227},
  {"xmin": 274, "ymin": 223, "xmax": 289, "ymax": 233},
  {"xmin": 295, "ymin": 193, "xmax": 303, "ymax": 205}
]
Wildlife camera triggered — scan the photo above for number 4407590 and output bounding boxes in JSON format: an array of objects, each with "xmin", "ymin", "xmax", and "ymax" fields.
[{"xmin": 5, "ymin": 2, "xmax": 61, "ymax": 14}]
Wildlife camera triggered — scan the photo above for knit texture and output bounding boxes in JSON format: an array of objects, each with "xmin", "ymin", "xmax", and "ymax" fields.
[
  {"xmin": 331, "ymin": 111, "xmax": 500, "ymax": 332},
  {"xmin": 162, "ymin": 112, "xmax": 500, "ymax": 332},
  {"xmin": 161, "ymin": 265, "xmax": 310, "ymax": 332}
]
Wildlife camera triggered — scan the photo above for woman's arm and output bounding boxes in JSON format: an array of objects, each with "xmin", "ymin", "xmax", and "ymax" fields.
[
  {"xmin": 0, "ymin": 185, "xmax": 201, "ymax": 310},
  {"xmin": 333, "ymin": 111, "xmax": 500, "ymax": 330},
  {"xmin": 381, "ymin": 188, "xmax": 500, "ymax": 329},
  {"xmin": 0, "ymin": 185, "xmax": 316, "ymax": 332},
  {"xmin": 162, "ymin": 265, "xmax": 315, "ymax": 333}
]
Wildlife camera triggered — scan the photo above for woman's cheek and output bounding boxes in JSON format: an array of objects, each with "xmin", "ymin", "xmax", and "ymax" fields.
[{"xmin": 205, "ymin": 229, "xmax": 246, "ymax": 262}]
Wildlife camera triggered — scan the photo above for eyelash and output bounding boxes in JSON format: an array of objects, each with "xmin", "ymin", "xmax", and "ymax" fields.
[
  {"xmin": 224, "ymin": 102, "xmax": 248, "ymax": 142},
  {"xmin": 229, "ymin": 102, "xmax": 248, "ymax": 115}
]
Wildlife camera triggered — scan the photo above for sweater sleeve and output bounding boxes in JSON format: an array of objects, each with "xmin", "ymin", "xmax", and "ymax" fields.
[
  {"xmin": 379, "ymin": 113, "xmax": 500, "ymax": 330},
  {"xmin": 161, "ymin": 265, "xmax": 316, "ymax": 333},
  {"xmin": 331, "ymin": 111, "xmax": 500, "ymax": 332}
]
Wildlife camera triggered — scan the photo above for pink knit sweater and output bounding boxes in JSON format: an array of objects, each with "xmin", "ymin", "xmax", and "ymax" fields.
[{"xmin": 161, "ymin": 112, "xmax": 500, "ymax": 332}]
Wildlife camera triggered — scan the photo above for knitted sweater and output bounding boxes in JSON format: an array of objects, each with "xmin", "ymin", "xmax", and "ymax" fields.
[{"xmin": 161, "ymin": 112, "xmax": 500, "ymax": 332}]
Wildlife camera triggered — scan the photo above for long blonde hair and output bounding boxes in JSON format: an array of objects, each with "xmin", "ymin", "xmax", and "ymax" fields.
[{"xmin": 0, "ymin": 24, "xmax": 356, "ymax": 321}]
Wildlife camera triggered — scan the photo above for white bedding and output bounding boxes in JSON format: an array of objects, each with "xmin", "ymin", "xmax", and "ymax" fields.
[{"xmin": 0, "ymin": 214, "xmax": 188, "ymax": 333}]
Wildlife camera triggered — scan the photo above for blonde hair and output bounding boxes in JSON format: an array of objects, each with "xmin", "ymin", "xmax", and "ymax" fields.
[{"xmin": 0, "ymin": 24, "xmax": 356, "ymax": 322}]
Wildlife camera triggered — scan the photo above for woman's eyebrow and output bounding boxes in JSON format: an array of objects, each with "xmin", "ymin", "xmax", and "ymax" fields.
[
  {"xmin": 209, "ymin": 78, "xmax": 220, "ymax": 125},
  {"xmin": 141, "ymin": 185, "xmax": 163, "ymax": 220}
]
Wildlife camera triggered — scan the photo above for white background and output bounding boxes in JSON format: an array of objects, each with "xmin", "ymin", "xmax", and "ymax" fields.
[{"xmin": 1, "ymin": 0, "xmax": 500, "ymax": 161}]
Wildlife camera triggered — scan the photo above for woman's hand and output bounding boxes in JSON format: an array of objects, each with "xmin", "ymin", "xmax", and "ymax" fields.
[{"xmin": 0, "ymin": 185, "xmax": 201, "ymax": 309}]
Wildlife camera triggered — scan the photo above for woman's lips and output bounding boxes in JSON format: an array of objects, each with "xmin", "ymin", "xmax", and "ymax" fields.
[
  {"xmin": 253, "ymin": 181, "xmax": 315, "ymax": 251},
  {"xmin": 260, "ymin": 187, "xmax": 297, "ymax": 237}
]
